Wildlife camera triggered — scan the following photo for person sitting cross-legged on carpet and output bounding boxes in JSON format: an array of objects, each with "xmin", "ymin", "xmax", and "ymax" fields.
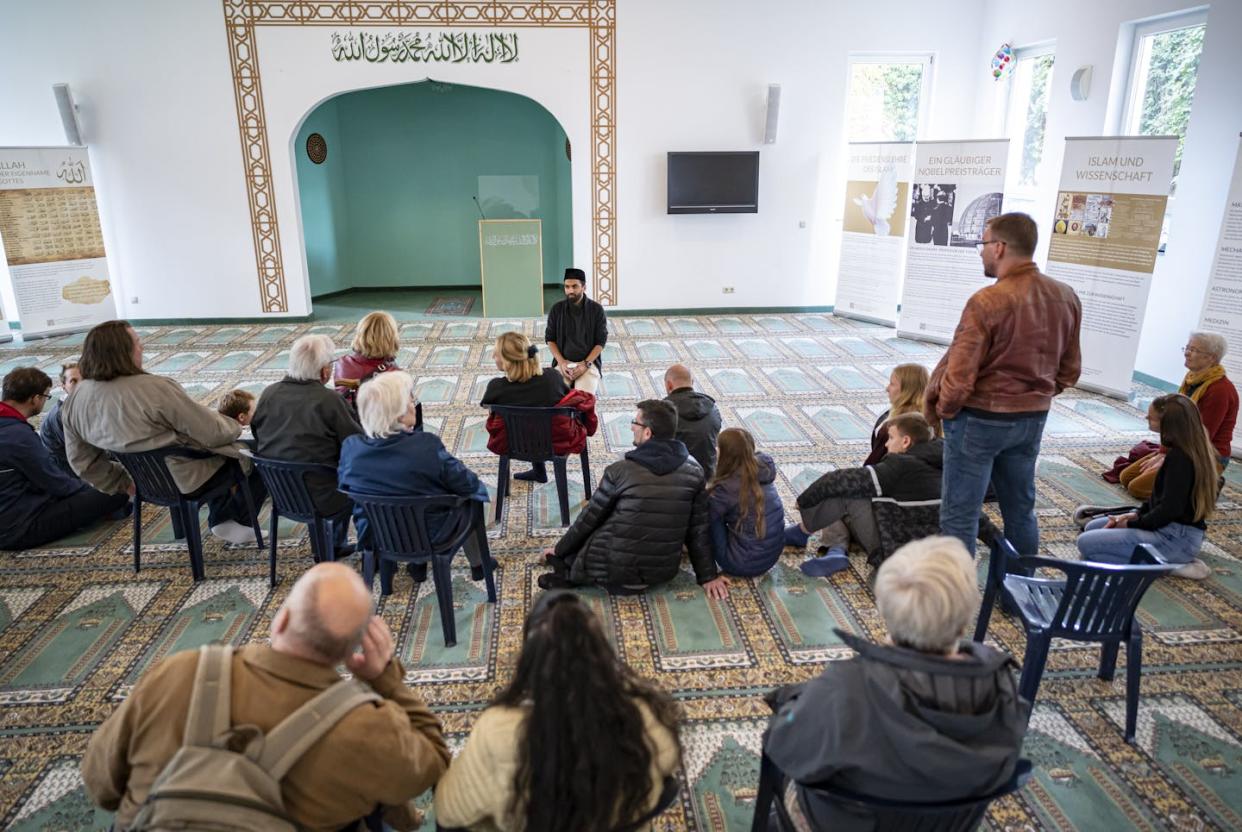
[
  {"xmin": 539, "ymin": 399, "xmax": 729, "ymax": 599},
  {"xmin": 707, "ymin": 428, "xmax": 785, "ymax": 578},
  {"xmin": 1077, "ymin": 394, "xmax": 1216, "ymax": 580},
  {"xmin": 434, "ymin": 590, "xmax": 681, "ymax": 832},
  {"xmin": 864, "ymin": 362, "xmax": 931, "ymax": 467},
  {"xmin": 338, "ymin": 371, "xmax": 488, "ymax": 587},
  {"xmin": 0, "ymin": 367, "xmax": 129, "ymax": 550},
  {"xmin": 785, "ymin": 413, "xmax": 942, "ymax": 577},
  {"xmin": 82, "ymin": 562, "xmax": 451, "ymax": 832},
  {"xmin": 38, "ymin": 360, "xmax": 81, "ymax": 477},
  {"xmin": 763, "ymin": 536, "xmax": 1030, "ymax": 832},
  {"xmin": 482, "ymin": 331, "xmax": 596, "ymax": 484},
  {"xmin": 663, "ymin": 363, "xmax": 723, "ymax": 479}
]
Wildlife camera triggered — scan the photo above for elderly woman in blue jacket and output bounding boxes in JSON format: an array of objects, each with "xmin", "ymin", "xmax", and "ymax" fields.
[
  {"xmin": 338, "ymin": 370, "xmax": 488, "ymax": 590},
  {"xmin": 707, "ymin": 428, "xmax": 785, "ymax": 577}
]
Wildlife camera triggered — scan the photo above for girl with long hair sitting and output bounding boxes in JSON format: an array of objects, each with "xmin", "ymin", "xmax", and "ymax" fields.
[
  {"xmin": 435, "ymin": 591, "xmax": 682, "ymax": 832},
  {"xmin": 708, "ymin": 428, "xmax": 785, "ymax": 577},
  {"xmin": 1077, "ymin": 394, "xmax": 1217, "ymax": 579},
  {"xmin": 865, "ymin": 363, "xmax": 932, "ymax": 465}
]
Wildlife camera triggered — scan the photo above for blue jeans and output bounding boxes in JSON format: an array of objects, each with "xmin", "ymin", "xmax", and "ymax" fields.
[
  {"xmin": 1077, "ymin": 515, "xmax": 1204, "ymax": 564},
  {"xmin": 941, "ymin": 410, "xmax": 1048, "ymax": 557}
]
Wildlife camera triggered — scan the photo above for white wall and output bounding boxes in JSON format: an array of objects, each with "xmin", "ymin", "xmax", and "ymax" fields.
[
  {"xmin": 970, "ymin": 0, "xmax": 1242, "ymax": 385},
  {"xmin": 614, "ymin": 0, "xmax": 986, "ymax": 310}
]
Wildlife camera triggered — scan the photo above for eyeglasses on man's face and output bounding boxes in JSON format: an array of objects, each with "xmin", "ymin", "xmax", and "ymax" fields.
[
  {"xmin": 630, "ymin": 420, "xmax": 648, "ymax": 429},
  {"xmin": 975, "ymin": 240, "xmax": 1004, "ymax": 253}
]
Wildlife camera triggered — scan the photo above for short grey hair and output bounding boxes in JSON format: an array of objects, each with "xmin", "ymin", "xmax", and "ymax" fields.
[
  {"xmin": 1189, "ymin": 331, "xmax": 1227, "ymax": 361},
  {"xmin": 357, "ymin": 370, "xmax": 415, "ymax": 438},
  {"xmin": 288, "ymin": 334, "xmax": 336, "ymax": 381},
  {"xmin": 874, "ymin": 536, "xmax": 980, "ymax": 654}
]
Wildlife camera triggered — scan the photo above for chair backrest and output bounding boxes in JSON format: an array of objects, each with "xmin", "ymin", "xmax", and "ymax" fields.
[
  {"xmin": 489, "ymin": 405, "xmax": 579, "ymax": 461},
  {"xmin": 241, "ymin": 449, "xmax": 336, "ymax": 521},
  {"xmin": 344, "ymin": 491, "xmax": 474, "ymax": 558},
  {"xmin": 805, "ymin": 759, "xmax": 1033, "ymax": 832},
  {"xmin": 113, "ymin": 445, "xmax": 216, "ymax": 506},
  {"xmin": 997, "ymin": 539, "xmax": 1179, "ymax": 640}
]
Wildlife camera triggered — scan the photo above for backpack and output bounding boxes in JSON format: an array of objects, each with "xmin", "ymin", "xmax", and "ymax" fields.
[{"xmin": 128, "ymin": 644, "xmax": 380, "ymax": 831}]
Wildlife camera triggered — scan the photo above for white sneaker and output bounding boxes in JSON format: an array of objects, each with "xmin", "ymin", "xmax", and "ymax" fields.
[
  {"xmin": 1171, "ymin": 559, "xmax": 1211, "ymax": 580},
  {"xmin": 211, "ymin": 520, "xmax": 258, "ymax": 546}
]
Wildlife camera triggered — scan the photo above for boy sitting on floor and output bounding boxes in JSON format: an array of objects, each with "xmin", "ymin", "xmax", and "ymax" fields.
[{"xmin": 785, "ymin": 412, "xmax": 944, "ymax": 577}]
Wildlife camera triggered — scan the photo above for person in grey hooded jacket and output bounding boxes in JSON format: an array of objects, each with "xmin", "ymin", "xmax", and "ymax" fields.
[
  {"xmin": 764, "ymin": 536, "xmax": 1029, "ymax": 831},
  {"xmin": 664, "ymin": 364, "xmax": 722, "ymax": 479}
]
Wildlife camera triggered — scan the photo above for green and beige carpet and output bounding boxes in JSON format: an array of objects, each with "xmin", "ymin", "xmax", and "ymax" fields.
[{"xmin": 1, "ymin": 311, "xmax": 1240, "ymax": 831}]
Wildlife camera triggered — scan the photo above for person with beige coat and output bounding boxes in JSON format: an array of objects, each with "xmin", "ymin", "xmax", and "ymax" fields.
[
  {"xmin": 82, "ymin": 562, "xmax": 451, "ymax": 831},
  {"xmin": 60, "ymin": 320, "xmax": 266, "ymax": 545}
]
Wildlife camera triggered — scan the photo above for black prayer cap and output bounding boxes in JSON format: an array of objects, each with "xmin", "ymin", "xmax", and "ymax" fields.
[{"xmin": 563, "ymin": 267, "xmax": 587, "ymax": 284}]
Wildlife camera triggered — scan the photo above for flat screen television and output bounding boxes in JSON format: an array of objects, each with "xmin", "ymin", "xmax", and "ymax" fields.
[{"xmin": 667, "ymin": 151, "xmax": 759, "ymax": 214}]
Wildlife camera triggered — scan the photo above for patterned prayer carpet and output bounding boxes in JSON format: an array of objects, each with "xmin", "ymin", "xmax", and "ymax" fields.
[{"xmin": 1, "ymin": 312, "xmax": 1241, "ymax": 831}]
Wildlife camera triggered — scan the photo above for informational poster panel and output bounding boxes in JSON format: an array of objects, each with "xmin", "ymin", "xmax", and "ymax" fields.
[
  {"xmin": 897, "ymin": 139, "xmax": 1009, "ymax": 343},
  {"xmin": 479, "ymin": 219, "xmax": 544, "ymax": 317},
  {"xmin": 1197, "ymin": 134, "xmax": 1242, "ymax": 456},
  {"xmin": 834, "ymin": 141, "xmax": 914, "ymax": 326},
  {"xmin": 0, "ymin": 147, "xmax": 117, "ymax": 338},
  {"xmin": 0, "ymin": 294, "xmax": 11, "ymax": 344},
  {"xmin": 1045, "ymin": 136, "xmax": 1178, "ymax": 398}
]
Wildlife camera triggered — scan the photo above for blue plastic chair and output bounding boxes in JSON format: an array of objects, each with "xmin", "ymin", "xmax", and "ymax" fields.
[
  {"xmin": 344, "ymin": 491, "xmax": 496, "ymax": 648},
  {"xmin": 488, "ymin": 404, "xmax": 592, "ymax": 526},
  {"xmin": 240, "ymin": 450, "xmax": 352, "ymax": 587},
  {"xmin": 112, "ymin": 446, "xmax": 264, "ymax": 582},
  {"xmin": 751, "ymin": 749, "xmax": 1032, "ymax": 832},
  {"xmin": 975, "ymin": 538, "xmax": 1179, "ymax": 743}
]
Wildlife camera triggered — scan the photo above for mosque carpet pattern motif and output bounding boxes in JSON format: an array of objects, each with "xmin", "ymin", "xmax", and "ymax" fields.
[{"xmin": 1, "ymin": 313, "xmax": 1240, "ymax": 831}]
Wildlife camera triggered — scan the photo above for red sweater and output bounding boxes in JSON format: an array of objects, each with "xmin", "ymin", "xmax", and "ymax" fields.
[{"xmin": 1193, "ymin": 376, "xmax": 1239, "ymax": 460}]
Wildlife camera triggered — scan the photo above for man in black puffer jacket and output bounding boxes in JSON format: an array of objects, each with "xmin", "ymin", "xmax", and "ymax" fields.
[{"xmin": 540, "ymin": 399, "xmax": 730, "ymax": 598}]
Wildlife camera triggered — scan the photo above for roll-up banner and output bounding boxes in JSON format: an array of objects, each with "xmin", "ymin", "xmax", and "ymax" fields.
[
  {"xmin": 0, "ymin": 146, "xmax": 118, "ymax": 338},
  {"xmin": 897, "ymin": 139, "xmax": 1010, "ymax": 343},
  {"xmin": 834, "ymin": 141, "xmax": 913, "ymax": 326},
  {"xmin": 1196, "ymin": 133, "xmax": 1242, "ymax": 456},
  {"xmin": 1045, "ymin": 136, "xmax": 1178, "ymax": 398},
  {"xmin": 0, "ymin": 294, "xmax": 11, "ymax": 344}
]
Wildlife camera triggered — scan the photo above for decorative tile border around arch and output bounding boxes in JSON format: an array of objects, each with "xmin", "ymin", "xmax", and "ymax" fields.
[{"xmin": 221, "ymin": 0, "xmax": 617, "ymax": 313}]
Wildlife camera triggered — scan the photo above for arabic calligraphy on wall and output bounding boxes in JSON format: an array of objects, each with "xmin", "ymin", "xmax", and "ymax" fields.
[{"xmin": 330, "ymin": 31, "xmax": 520, "ymax": 64}]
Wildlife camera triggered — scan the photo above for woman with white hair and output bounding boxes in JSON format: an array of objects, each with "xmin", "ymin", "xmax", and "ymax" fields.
[
  {"xmin": 763, "ymin": 536, "xmax": 1029, "ymax": 830},
  {"xmin": 337, "ymin": 371, "xmax": 488, "ymax": 589},
  {"xmin": 1103, "ymin": 331, "xmax": 1238, "ymax": 499}
]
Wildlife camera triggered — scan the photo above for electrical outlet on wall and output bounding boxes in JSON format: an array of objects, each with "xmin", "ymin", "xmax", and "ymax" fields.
[
  {"xmin": 722, "ymin": 286, "xmax": 735, "ymax": 294},
  {"xmin": 130, "ymin": 296, "xmax": 139, "ymax": 304}
]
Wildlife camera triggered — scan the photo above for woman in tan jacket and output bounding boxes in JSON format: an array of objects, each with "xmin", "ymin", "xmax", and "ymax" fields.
[
  {"xmin": 434, "ymin": 591, "xmax": 681, "ymax": 832},
  {"xmin": 61, "ymin": 320, "xmax": 265, "ymax": 545}
]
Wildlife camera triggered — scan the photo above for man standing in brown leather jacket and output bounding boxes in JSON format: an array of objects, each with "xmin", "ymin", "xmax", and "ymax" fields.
[{"xmin": 925, "ymin": 213, "xmax": 1082, "ymax": 556}]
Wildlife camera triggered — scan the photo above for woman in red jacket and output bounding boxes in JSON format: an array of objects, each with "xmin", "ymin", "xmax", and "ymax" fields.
[
  {"xmin": 482, "ymin": 332, "xmax": 595, "ymax": 483},
  {"xmin": 334, "ymin": 311, "xmax": 400, "ymax": 406}
]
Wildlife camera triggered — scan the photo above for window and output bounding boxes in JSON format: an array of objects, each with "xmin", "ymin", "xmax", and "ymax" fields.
[
  {"xmin": 1120, "ymin": 9, "xmax": 1207, "ymax": 251},
  {"xmin": 845, "ymin": 55, "xmax": 933, "ymax": 142},
  {"xmin": 1003, "ymin": 46, "xmax": 1056, "ymax": 192},
  {"xmin": 1122, "ymin": 10, "xmax": 1206, "ymax": 179}
]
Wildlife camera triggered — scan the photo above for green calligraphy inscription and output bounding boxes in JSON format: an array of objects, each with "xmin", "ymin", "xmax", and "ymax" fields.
[{"xmin": 331, "ymin": 31, "xmax": 519, "ymax": 64}]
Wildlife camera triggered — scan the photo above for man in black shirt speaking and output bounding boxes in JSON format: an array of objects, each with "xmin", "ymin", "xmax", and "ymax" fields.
[{"xmin": 544, "ymin": 267, "xmax": 608, "ymax": 395}]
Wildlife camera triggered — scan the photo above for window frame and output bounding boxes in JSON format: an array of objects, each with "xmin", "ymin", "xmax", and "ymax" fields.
[
  {"xmin": 1118, "ymin": 8, "xmax": 1208, "ymax": 137},
  {"xmin": 844, "ymin": 52, "xmax": 935, "ymax": 143}
]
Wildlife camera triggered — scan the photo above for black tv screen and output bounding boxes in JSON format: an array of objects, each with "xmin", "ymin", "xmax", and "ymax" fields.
[{"xmin": 667, "ymin": 151, "xmax": 759, "ymax": 214}]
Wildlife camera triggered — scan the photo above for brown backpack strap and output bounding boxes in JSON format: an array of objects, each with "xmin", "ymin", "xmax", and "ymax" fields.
[
  {"xmin": 183, "ymin": 644, "xmax": 233, "ymax": 747},
  {"xmin": 258, "ymin": 679, "xmax": 380, "ymax": 780}
]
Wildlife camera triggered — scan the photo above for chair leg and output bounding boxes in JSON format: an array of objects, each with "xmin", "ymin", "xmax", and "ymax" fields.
[
  {"xmin": 132, "ymin": 498, "xmax": 143, "ymax": 573},
  {"xmin": 1125, "ymin": 629, "xmax": 1143, "ymax": 744},
  {"xmin": 183, "ymin": 503, "xmax": 206, "ymax": 582},
  {"xmin": 973, "ymin": 577, "xmax": 998, "ymax": 643},
  {"xmin": 750, "ymin": 753, "xmax": 777, "ymax": 832},
  {"xmin": 495, "ymin": 457, "xmax": 510, "ymax": 523},
  {"xmin": 431, "ymin": 556, "xmax": 457, "ymax": 648},
  {"xmin": 379, "ymin": 558, "xmax": 395, "ymax": 596},
  {"xmin": 1018, "ymin": 633, "xmax": 1052, "ymax": 706},
  {"xmin": 268, "ymin": 508, "xmax": 279, "ymax": 588},
  {"xmin": 236, "ymin": 469, "xmax": 264, "ymax": 549},
  {"xmin": 309, "ymin": 517, "xmax": 325, "ymax": 563},
  {"xmin": 580, "ymin": 446, "xmax": 592, "ymax": 500},
  {"xmin": 1098, "ymin": 641, "xmax": 1120, "ymax": 682},
  {"xmin": 475, "ymin": 505, "xmax": 497, "ymax": 603},
  {"xmin": 553, "ymin": 458, "xmax": 571, "ymax": 526},
  {"xmin": 362, "ymin": 550, "xmax": 376, "ymax": 591}
]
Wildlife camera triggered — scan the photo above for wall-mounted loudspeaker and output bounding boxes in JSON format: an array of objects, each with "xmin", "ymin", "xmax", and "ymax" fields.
[
  {"xmin": 53, "ymin": 83, "xmax": 83, "ymax": 146},
  {"xmin": 764, "ymin": 84, "xmax": 781, "ymax": 145},
  {"xmin": 1070, "ymin": 66, "xmax": 1093, "ymax": 102}
]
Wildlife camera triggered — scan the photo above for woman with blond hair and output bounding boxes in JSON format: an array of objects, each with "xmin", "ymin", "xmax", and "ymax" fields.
[
  {"xmin": 763, "ymin": 536, "xmax": 1028, "ymax": 829},
  {"xmin": 707, "ymin": 428, "xmax": 784, "ymax": 577},
  {"xmin": 334, "ymin": 310, "xmax": 401, "ymax": 407},
  {"xmin": 481, "ymin": 331, "xmax": 595, "ymax": 483},
  {"xmin": 865, "ymin": 363, "xmax": 932, "ymax": 466}
]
